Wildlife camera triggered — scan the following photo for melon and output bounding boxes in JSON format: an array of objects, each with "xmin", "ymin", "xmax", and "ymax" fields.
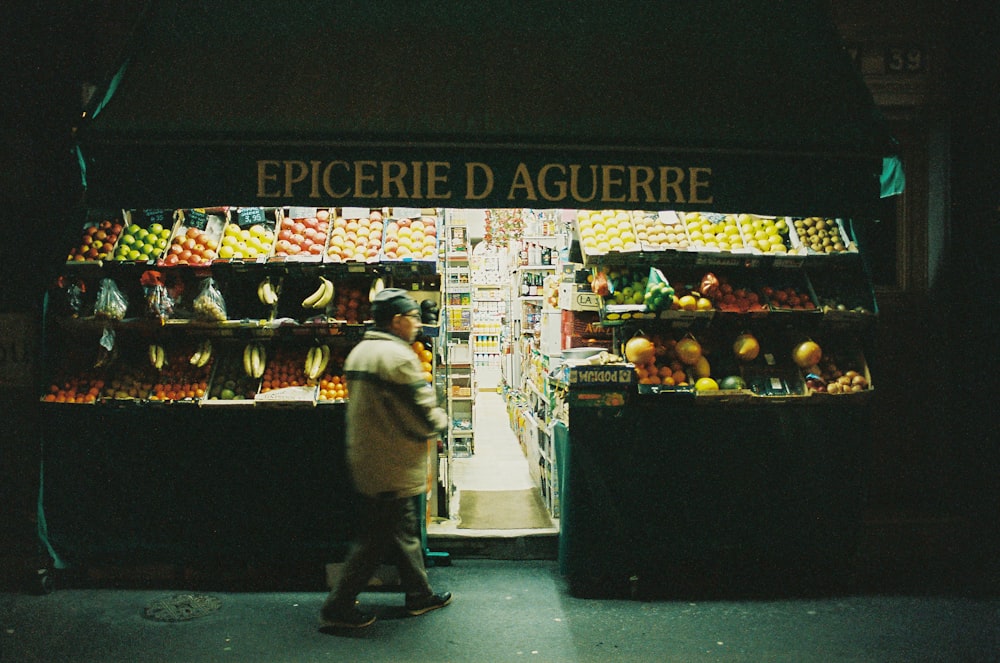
[
  {"xmin": 674, "ymin": 337, "xmax": 702, "ymax": 365},
  {"xmin": 624, "ymin": 336, "xmax": 655, "ymax": 364},
  {"xmin": 792, "ymin": 340, "xmax": 822, "ymax": 369},
  {"xmin": 732, "ymin": 333, "xmax": 760, "ymax": 362}
]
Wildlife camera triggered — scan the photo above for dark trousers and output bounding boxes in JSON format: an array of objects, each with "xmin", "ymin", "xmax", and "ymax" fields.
[{"xmin": 324, "ymin": 493, "xmax": 432, "ymax": 612}]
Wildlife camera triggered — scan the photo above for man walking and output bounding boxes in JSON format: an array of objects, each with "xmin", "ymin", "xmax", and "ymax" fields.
[{"xmin": 320, "ymin": 288, "xmax": 452, "ymax": 629}]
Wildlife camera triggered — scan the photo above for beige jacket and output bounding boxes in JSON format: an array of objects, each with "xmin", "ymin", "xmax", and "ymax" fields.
[{"xmin": 343, "ymin": 330, "xmax": 448, "ymax": 497}]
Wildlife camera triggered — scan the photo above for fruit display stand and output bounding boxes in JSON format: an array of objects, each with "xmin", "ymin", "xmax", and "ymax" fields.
[
  {"xmin": 36, "ymin": 208, "xmax": 446, "ymax": 576},
  {"xmin": 552, "ymin": 217, "xmax": 877, "ymax": 598}
]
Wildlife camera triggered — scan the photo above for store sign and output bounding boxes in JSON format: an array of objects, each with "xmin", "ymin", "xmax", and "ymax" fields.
[
  {"xmin": 83, "ymin": 142, "xmax": 884, "ymax": 218},
  {"xmin": 0, "ymin": 314, "xmax": 36, "ymax": 388},
  {"xmin": 255, "ymin": 158, "xmax": 714, "ymax": 208}
]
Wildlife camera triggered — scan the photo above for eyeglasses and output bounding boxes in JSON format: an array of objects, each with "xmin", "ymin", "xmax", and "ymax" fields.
[{"xmin": 398, "ymin": 311, "xmax": 421, "ymax": 320}]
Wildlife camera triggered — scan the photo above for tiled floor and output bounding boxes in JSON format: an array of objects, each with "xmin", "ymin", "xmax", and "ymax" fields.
[{"xmin": 428, "ymin": 390, "xmax": 559, "ymax": 538}]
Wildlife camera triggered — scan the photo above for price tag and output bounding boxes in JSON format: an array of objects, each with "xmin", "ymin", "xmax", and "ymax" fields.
[
  {"xmin": 342, "ymin": 207, "xmax": 369, "ymax": 219},
  {"xmin": 139, "ymin": 209, "xmax": 169, "ymax": 227},
  {"xmin": 185, "ymin": 208, "xmax": 209, "ymax": 230},
  {"xmin": 236, "ymin": 207, "xmax": 266, "ymax": 227},
  {"xmin": 393, "ymin": 207, "xmax": 421, "ymax": 220},
  {"xmin": 288, "ymin": 207, "xmax": 318, "ymax": 219}
]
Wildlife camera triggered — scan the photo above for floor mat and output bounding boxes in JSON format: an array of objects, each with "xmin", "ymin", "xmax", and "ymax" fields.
[{"xmin": 458, "ymin": 489, "xmax": 553, "ymax": 529}]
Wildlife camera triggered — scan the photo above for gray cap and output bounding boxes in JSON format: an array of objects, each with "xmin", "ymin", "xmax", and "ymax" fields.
[{"xmin": 371, "ymin": 288, "xmax": 419, "ymax": 325}]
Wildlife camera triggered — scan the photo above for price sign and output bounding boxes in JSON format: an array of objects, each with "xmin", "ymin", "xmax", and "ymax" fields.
[
  {"xmin": 236, "ymin": 207, "xmax": 266, "ymax": 228},
  {"xmin": 185, "ymin": 208, "xmax": 209, "ymax": 230},
  {"xmin": 139, "ymin": 209, "xmax": 169, "ymax": 227}
]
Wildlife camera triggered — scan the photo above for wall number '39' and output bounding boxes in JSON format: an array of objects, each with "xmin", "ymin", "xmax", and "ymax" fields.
[{"xmin": 885, "ymin": 46, "xmax": 924, "ymax": 73}]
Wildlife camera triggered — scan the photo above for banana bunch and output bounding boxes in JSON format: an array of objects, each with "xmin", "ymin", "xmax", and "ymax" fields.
[
  {"xmin": 243, "ymin": 341, "xmax": 267, "ymax": 378},
  {"xmin": 148, "ymin": 343, "xmax": 166, "ymax": 370},
  {"xmin": 302, "ymin": 276, "xmax": 334, "ymax": 309},
  {"xmin": 368, "ymin": 277, "xmax": 385, "ymax": 302},
  {"xmin": 304, "ymin": 344, "xmax": 331, "ymax": 380},
  {"xmin": 257, "ymin": 277, "xmax": 279, "ymax": 305},
  {"xmin": 189, "ymin": 339, "xmax": 213, "ymax": 367}
]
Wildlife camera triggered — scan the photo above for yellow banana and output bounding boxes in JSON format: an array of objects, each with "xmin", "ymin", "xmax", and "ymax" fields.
[
  {"xmin": 302, "ymin": 278, "xmax": 328, "ymax": 308},
  {"xmin": 243, "ymin": 342, "xmax": 255, "ymax": 377},
  {"xmin": 368, "ymin": 277, "xmax": 385, "ymax": 302},
  {"xmin": 251, "ymin": 344, "xmax": 266, "ymax": 378},
  {"xmin": 313, "ymin": 277, "xmax": 334, "ymax": 309},
  {"xmin": 304, "ymin": 346, "xmax": 318, "ymax": 378},
  {"xmin": 194, "ymin": 339, "xmax": 212, "ymax": 367},
  {"xmin": 264, "ymin": 280, "xmax": 278, "ymax": 305}
]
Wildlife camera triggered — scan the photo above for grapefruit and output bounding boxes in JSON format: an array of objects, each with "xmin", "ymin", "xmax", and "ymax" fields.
[
  {"xmin": 792, "ymin": 340, "xmax": 822, "ymax": 369},
  {"xmin": 732, "ymin": 333, "xmax": 760, "ymax": 362},
  {"xmin": 624, "ymin": 336, "xmax": 655, "ymax": 364},
  {"xmin": 694, "ymin": 377, "xmax": 719, "ymax": 391},
  {"xmin": 675, "ymin": 337, "xmax": 702, "ymax": 365}
]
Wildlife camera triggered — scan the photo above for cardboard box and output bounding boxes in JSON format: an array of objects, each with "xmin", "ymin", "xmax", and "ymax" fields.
[
  {"xmin": 558, "ymin": 283, "xmax": 603, "ymax": 312},
  {"xmin": 560, "ymin": 310, "xmax": 613, "ymax": 350},
  {"xmin": 567, "ymin": 364, "xmax": 634, "ymax": 387},
  {"xmin": 566, "ymin": 390, "xmax": 627, "ymax": 408}
]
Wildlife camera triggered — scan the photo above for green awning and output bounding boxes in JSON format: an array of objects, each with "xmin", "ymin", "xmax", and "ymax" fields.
[{"xmin": 79, "ymin": 1, "xmax": 898, "ymax": 217}]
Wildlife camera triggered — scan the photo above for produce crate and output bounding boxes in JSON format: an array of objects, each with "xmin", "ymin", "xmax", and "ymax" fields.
[
  {"xmin": 147, "ymin": 338, "xmax": 214, "ymax": 403},
  {"xmin": 269, "ymin": 207, "xmax": 330, "ymax": 262},
  {"xmin": 65, "ymin": 209, "xmax": 127, "ymax": 264},
  {"xmin": 201, "ymin": 343, "xmax": 262, "ymax": 406},
  {"xmin": 324, "ymin": 207, "xmax": 385, "ymax": 263},
  {"xmin": 213, "ymin": 207, "xmax": 279, "ymax": 263},
  {"xmin": 741, "ymin": 367, "xmax": 810, "ymax": 403},
  {"xmin": 253, "ymin": 342, "xmax": 319, "ymax": 406},
  {"xmin": 574, "ymin": 209, "xmax": 642, "ymax": 266},
  {"xmin": 98, "ymin": 339, "xmax": 159, "ymax": 402},
  {"xmin": 633, "ymin": 210, "xmax": 689, "ymax": 252},
  {"xmin": 808, "ymin": 268, "xmax": 878, "ymax": 331},
  {"xmin": 801, "ymin": 346, "xmax": 874, "ymax": 404},
  {"xmin": 158, "ymin": 208, "xmax": 227, "ymax": 267},
  {"xmin": 106, "ymin": 209, "xmax": 173, "ymax": 264},
  {"xmin": 787, "ymin": 217, "xmax": 858, "ymax": 255},
  {"xmin": 379, "ymin": 211, "xmax": 439, "ymax": 263}
]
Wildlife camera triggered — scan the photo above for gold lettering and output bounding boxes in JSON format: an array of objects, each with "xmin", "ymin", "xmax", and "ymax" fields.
[
  {"xmin": 354, "ymin": 160, "xmax": 378, "ymax": 198},
  {"xmin": 600, "ymin": 165, "xmax": 626, "ymax": 202},
  {"xmin": 283, "ymin": 160, "xmax": 309, "ymax": 197},
  {"xmin": 382, "ymin": 161, "xmax": 408, "ymax": 198},
  {"xmin": 411, "ymin": 161, "xmax": 423, "ymax": 199},
  {"xmin": 321, "ymin": 161, "xmax": 350, "ymax": 198},
  {"xmin": 537, "ymin": 163, "xmax": 567, "ymax": 201},
  {"xmin": 426, "ymin": 161, "xmax": 451, "ymax": 199},
  {"xmin": 658, "ymin": 166, "xmax": 685, "ymax": 203},
  {"xmin": 257, "ymin": 160, "xmax": 281, "ymax": 198},
  {"xmin": 465, "ymin": 162, "xmax": 494, "ymax": 200},
  {"xmin": 568, "ymin": 164, "xmax": 598, "ymax": 203},
  {"xmin": 628, "ymin": 166, "xmax": 655, "ymax": 203},
  {"xmin": 309, "ymin": 160, "xmax": 322, "ymax": 198},
  {"xmin": 508, "ymin": 163, "xmax": 537, "ymax": 201},
  {"xmin": 689, "ymin": 167, "xmax": 713, "ymax": 204}
]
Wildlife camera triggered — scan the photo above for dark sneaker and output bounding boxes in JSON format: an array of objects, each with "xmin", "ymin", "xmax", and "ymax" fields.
[
  {"xmin": 405, "ymin": 591, "xmax": 453, "ymax": 616},
  {"xmin": 319, "ymin": 607, "xmax": 376, "ymax": 629}
]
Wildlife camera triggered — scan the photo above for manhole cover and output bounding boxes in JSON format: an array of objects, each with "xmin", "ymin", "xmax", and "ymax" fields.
[{"xmin": 143, "ymin": 594, "xmax": 222, "ymax": 622}]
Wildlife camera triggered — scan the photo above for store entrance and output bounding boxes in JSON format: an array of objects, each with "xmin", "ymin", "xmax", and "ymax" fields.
[{"xmin": 429, "ymin": 217, "xmax": 561, "ymax": 537}]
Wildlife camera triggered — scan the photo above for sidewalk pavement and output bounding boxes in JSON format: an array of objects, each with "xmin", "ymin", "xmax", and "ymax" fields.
[{"xmin": 2, "ymin": 559, "xmax": 998, "ymax": 663}]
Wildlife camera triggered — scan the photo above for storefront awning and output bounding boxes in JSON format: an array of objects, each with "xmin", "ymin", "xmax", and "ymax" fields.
[{"xmin": 78, "ymin": 1, "xmax": 898, "ymax": 217}]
